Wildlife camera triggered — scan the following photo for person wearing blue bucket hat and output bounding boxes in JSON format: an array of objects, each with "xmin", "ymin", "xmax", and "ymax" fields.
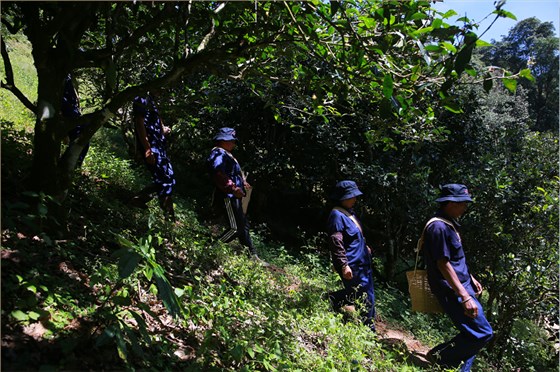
[
  {"xmin": 206, "ymin": 128, "xmax": 268, "ymax": 266},
  {"xmin": 423, "ymin": 184, "xmax": 493, "ymax": 371},
  {"xmin": 325, "ymin": 180, "xmax": 376, "ymax": 333}
]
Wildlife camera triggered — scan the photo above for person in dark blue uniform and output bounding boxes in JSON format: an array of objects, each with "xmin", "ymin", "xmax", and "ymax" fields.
[
  {"xmin": 206, "ymin": 127, "xmax": 267, "ymax": 264},
  {"xmin": 61, "ymin": 73, "xmax": 90, "ymax": 167},
  {"xmin": 424, "ymin": 184, "xmax": 493, "ymax": 371},
  {"xmin": 326, "ymin": 180, "xmax": 376, "ymax": 332},
  {"xmin": 130, "ymin": 91, "xmax": 176, "ymax": 218}
]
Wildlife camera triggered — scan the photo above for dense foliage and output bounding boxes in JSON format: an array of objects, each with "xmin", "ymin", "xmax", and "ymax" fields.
[{"xmin": 2, "ymin": 1, "xmax": 558, "ymax": 370}]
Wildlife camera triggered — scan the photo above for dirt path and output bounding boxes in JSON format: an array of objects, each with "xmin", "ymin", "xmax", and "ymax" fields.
[{"xmin": 377, "ymin": 321, "xmax": 432, "ymax": 368}]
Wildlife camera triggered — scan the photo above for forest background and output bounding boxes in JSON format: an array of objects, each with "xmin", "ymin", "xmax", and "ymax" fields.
[{"xmin": 1, "ymin": 1, "xmax": 558, "ymax": 371}]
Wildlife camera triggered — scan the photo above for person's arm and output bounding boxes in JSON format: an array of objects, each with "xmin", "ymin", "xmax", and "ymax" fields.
[
  {"xmin": 329, "ymin": 232, "xmax": 352, "ymax": 280},
  {"xmin": 212, "ymin": 171, "xmax": 244, "ymax": 198},
  {"xmin": 135, "ymin": 115, "xmax": 155, "ymax": 165},
  {"xmin": 210, "ymin": 152, "xmax": 244, "ymax": 198},
  {"xmin": 437, "ymin": 258, "xmax": 479, "ymax": 318}
]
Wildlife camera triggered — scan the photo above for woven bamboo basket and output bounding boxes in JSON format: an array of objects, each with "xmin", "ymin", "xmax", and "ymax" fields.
[{"xmin": 406, "ymin": 269, "xmax": 443, "ymax": 313}]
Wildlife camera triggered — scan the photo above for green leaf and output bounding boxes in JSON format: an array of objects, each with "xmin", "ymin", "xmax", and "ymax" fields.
[
  {"xmin": 413, "ymin": 27, "xmax": 433, "ymax": 36},
  {"xmin": 114, "ymin": 329, "xmax": 128, "ymax": 361},
  {"xmin": 442, "ymin": 99, "xmax": 463, "ymax": 113},
  {"xmin": 174, "ymin": 287, "xmax": 185, "ymax": 298},
  {"xmin": 442, "ymin": 10, "xmax": 458, "ymax": 18},
  {"xmin": 475, "ymin": 39, "xmax": 493, "ymax": 47},
  {"xmin": 440, "ymin": 42, "xmax": 457, "ymax": 54},
  {"xmin": 518, "ymin": 68, "xmax": 535, "ymax": 82},
  {"xmin": 495, "ymin": 9, "xmax": 517, "ymax": 20},
  {"xmin": 11, "ymin": 310, "xmax": 29, "ymax": 321},
  {"xmin": 153, "ymin": 265, "xmax": 182, "ymax": 318},
  {"xmin": 115, "ymin": 235, "xmax": 135, "ymax": 249},
  {"xmin": 424, "ymin": 45, "xmax": 442, "ymax": 52},
  {"xmin": 143, "ymin": 266, "xmax": 153, "ymax": 281},
  {"xmin": 411, "ymin": 12, "xmax": 427, "ymax": 21},
  {"xmin": 502, "ymin": 78, "xmax": 517, "ymax": 93},
  {"xmin": 117, "ymin": 250, "xmax": 142, "ymax": 279},
  {"xmin": 455, "ymin": 43, "xmax": 474, "ymax": 75},
  {"xmin": 28, "ymin": 311, "xmax": 40, "ymax": 320},
  {"xmin": 382, "ymin": 74, "xmax": 393, "ymax": 100},
  {"xmin": 465, "ymin": 67, "xmax": 477, "ymax": 77}
]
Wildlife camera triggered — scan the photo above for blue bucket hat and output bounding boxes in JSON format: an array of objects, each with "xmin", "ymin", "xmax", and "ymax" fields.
[
  {"xmin": 436, "ymin": 184, "xmax": 473, "ymax": 203},
  {"xmin": 213, "ymin": 127, "xmax": 238, "ymax": 142},
  {"xmin": 330, "ymin": 180, "xmax": 363, "ymax": 201}
]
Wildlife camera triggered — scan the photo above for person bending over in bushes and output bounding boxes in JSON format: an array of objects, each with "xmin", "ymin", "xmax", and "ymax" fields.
[
  {"xmin": 129, "ymin": 89, "xmax": 176, "ymax": 219},
  {"xmin": 424, "ymin": 184, "xmax": 493, "ymax": 371},
  {"xmin": 61, "ymin": 73, "xmax": 90, "ymax": 167},
  {"xmin": 326, "ymin": 180, "xmax": 376, "ymax": 333}
]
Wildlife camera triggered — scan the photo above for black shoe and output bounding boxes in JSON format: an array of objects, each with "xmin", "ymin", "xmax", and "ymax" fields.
[{"xmin": 426, "ymin": 348, "xmax": 440, "ymax": 365}]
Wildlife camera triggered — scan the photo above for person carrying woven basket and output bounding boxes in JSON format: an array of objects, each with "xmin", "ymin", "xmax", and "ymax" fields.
[
  {"xmin": 325, "ymin": 180, "xmax": 375, "ymax": 333},
  {"xmin": 424, "ymin": 184, "xmax": 493, "ymax": 371}
]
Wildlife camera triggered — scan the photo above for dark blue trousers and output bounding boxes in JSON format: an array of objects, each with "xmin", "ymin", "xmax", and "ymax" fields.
[
  {"xmin": 329, "ymin": 265, "xmax": 376, "ymax": 332},
  {"xmin": 431, "ymin": 283, "xmax": 493, "ymax": 371},
  {"xmin": 216, "ymin": 196, "xmax": 256, "ymax": 256}
]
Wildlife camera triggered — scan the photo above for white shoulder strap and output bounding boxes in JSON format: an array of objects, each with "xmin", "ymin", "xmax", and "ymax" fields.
[
  {"xmin": 416, "ymin": 217, "xmax": 458, "ymax": 252},
  {"xmin": 413, "ymin": 217, "xmax": 460, "ymax": 270}
]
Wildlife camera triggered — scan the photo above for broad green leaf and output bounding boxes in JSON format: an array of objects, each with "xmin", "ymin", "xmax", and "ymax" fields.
[
  {"xmin": 153, "ymin": 265, "xmax": 182, "ymax": 318},
  {"xmin": 465, "ymin": 67, "xmax": 477, "ymax": 77},
  {"xmin": 115, "ymin": 329, "xmax": 128, "ymax": 361},
  {"xmin": 454, "ymin": 43, "xmax": 474, "ymax": 75},
  {"xmin": 117, "ymin": 250, "xmax": 142, "ymax": 279},
  {"xmin": 11, "ymin": 310, "xmax": 29, "ymax": 321},
  {"xmin": 502, "ymin": 78, "xmax": 517, "ymax": 93},
  {"xmin": 424, "ymin": 45, "xmax": 442, "ymax": 52},
  {"xmin": 440, "ymin": 42, "xmax": 457, "ymax": 54},
  {"xmin": 411, "ymin": 12, "xmax": 427, "ymax": 21},
  {"xmin": 518, "ymin": 68, "xmax": 535, "ymax": 82},
  {"xmin": 442, "ymin": 99, "xmax": 463, "ymax": 113},
  {"xmin": 495, "ymin": 9, "xmax": 517, "ymax": 20},
  {"xmin": 382, "ymin": 74, "xmax": 393, "ymax": 100},
  {"xmin": 28, "ymin": 311, "xmax": 40, "ymax": 320},
  {"xmin": 442, "ymin": 10, "xmax": 458, "ymax": 18},
  {"xmin": 413, "ymin": 27, "xmax": 433, "ymax": 36}
]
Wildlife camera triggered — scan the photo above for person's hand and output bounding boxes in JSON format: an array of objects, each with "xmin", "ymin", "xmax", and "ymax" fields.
[
  {"xmin": 233, "ymin": 187, "xmax": 245, "ymax": 199},
  {"xmin": 461, "ymin": 296, "xmax": 479, "ymax": 318},
  {"xmin": 471, "ymin": 276, "xmax": 483, "ymax": 297},
  {"xmin": 367, "ymin": 245, "xmax": 372, "ymax": 255},
  {"xmin": 342, "ymin": 265, "xmax": 353, "ymax": 280},
  {"xmin": 145, "ymin": 149, "xmax": 155, "ymax": 165},
  {"xmin": 244, "ymin": 181, "xmax": 252, "ymax": 190},
  {"xmin": 163, "ymin": 125, "xmax": 171, "ymax": 135}
]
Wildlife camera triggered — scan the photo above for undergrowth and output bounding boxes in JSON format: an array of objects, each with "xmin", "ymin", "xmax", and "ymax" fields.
[{"xmin": 1, "ymin": 123, "xmax": 454, "ymax": 371}]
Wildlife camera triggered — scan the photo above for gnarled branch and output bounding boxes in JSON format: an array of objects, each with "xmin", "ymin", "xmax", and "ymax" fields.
[{"xmin": 0, "ymin": 37, "xmax": 36, "ymax": 113}]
